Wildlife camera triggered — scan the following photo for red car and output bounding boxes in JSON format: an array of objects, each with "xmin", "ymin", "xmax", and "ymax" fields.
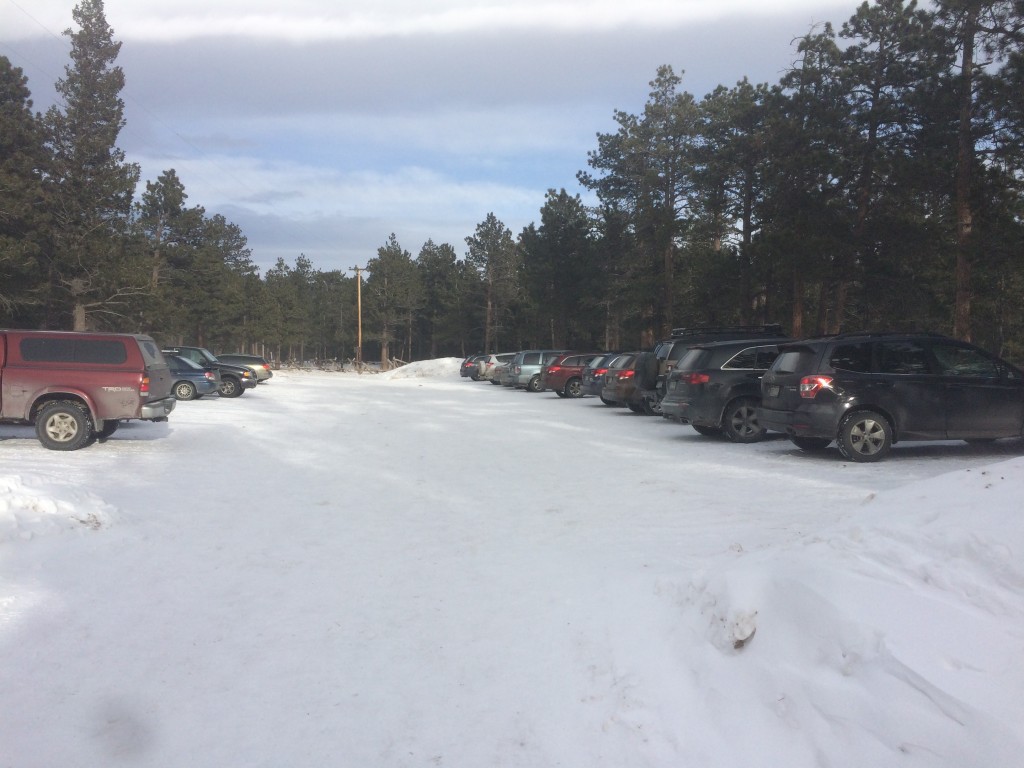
[{"xmin": 540, "ymin": 352, "xmax": 604, "ymax": 398}]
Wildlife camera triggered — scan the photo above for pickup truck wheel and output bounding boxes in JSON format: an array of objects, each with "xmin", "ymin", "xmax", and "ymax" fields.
[
  {"xmin": 218, "ymin": 375, "xmax": 243, "ymax": 397},
  {"xmin": 96, "ymin": 420, "xmax": 120, "ymax": 439},
  {"xmin": 174, "ymin": 381, "xmax": 198, "ymax": 400},
  {"xmin": 565, "ymin": 378, "xmax": 583, "ymax": 398},
  {"xmin": 36, "ymin": 401, "xmax": 93, "ymax": 451},
  {"xmin": 723, "ymin": 397, "xmax": 766, "ymax": 443}
]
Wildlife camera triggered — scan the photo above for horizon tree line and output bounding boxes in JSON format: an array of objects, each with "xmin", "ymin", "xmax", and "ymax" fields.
[{"xmin": 2, "ymin": 0, "xmax": 1023, "ymax": 364}]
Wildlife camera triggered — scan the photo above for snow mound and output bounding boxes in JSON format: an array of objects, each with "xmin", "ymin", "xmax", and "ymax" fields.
[
  {"xmin": 380, "ymin": 357, "xmax": 462, "ymax": 380},
  {"xmin": 0, "ymin": 474, "xmax": 116, "ymax": 541}
]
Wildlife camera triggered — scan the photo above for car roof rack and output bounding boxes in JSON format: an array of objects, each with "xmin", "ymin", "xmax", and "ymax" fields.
[{"xmin": 669, "ymin": 324, "xmax": 785, "ymax": 338}]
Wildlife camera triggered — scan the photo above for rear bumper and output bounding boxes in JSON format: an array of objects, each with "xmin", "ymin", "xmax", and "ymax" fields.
[
  {"xmin": 757, "ymin": 404, "xmax": 837, "ymax": 438},
  {"xmin": 141, "ymin": 397, "xmax": 177, "ymax": 420}
]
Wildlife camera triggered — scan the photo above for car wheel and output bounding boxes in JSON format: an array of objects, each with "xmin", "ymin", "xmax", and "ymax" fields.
[
  {"xmin": 791, "ymin": 436, "xmax": 832, "ymax": 452},
  {"xmin": 218, "ymin": 375, "xmax": 243, "ymax": 398},
  {"xmin": 599, "ymin": 395, "xmax": 618, "ymax": 407},
  {"xmin": 691, "ymin": 424, "xmax": 721, "ymax": 437},
  {"xmin": 723, "ymin": 398, "xmax": 766, "ymax": 443},
  {"xmin": 174, "ymin": 381, "xmax": 198, "ymax": 400},
  {"xmin": 36, "ymin": 401, "xmax": 93, "ymax": 451},
  {"xmin": 489, "ymin": 379, "xmax": 502, "ymax": 385},
  {"xmin": 627, "ymin": 401, "xmax": 645, "ymax": 413},
  {"xmin": 526, "ymin": 375, "xmax": 542, "ymax": 393},
  {"xmin": 838, "ymin": 410, "xmax": 892, "ymax": 462},
  {"xmin": 565, "ymin": 378, "xmax": 583, "ymax": 398}
]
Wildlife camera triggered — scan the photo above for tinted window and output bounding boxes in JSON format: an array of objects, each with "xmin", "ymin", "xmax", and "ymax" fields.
[
  {"xmin": 139, "ymin": 339, "xmax": 164, "ymax": 365},
  {"xmin": 523, "ymin": 353, "xmax": 541, "ymax": 365},
  {"xmin": 829, "ymin": 343, "xmax": 872, "ymax": 372},
  {"xmin": 21, "ymin": 337, "xmax": 127, "ymax": 364},
  {"xmin": 773, "ymin": 348, "xmax": 817, "ymax": 375},
  {"xmin": 667, "ymin": 343, "xmax": 692, "ymax": 362},
  {"xmin": 677, "ymin": 348, "xmax": 711, "ymax": 372},
  {"xmin": 877, "ymin": 341, "xmax": 931, "ymax": 374},
  {"xmin": 931, "ymin": 343, "xmax": 1001, "ymax": 378},
  {"xmin": 723, "ymin": 347, "xmax": 759, "ymax": 370},
  {"xmin": 755, "ymin": 347, "xmax": 781, "ymax": 369}
]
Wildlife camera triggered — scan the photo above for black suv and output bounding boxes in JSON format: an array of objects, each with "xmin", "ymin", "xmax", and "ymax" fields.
[
  {"xmin": 161, "ymin": 345, "xmax": 257, "ymax": 398},
  {"xmin": 660, "ymin": 338, "xmax": 791, "ymax": 442},
  {"xmin": 758, "ymin": 332, "xmax": 1024, "ymax": 461},
  {"xmin": 624, "ymin": 324, "xmax": 787, "ymax": 414}
]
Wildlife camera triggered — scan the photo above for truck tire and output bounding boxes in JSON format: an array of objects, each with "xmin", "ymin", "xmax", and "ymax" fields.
[{"xmin": 36, "ymin": 400, "xmax": 94, "ymax": 451}]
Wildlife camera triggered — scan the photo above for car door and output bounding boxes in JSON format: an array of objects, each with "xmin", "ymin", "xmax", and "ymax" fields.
[
  {"xmin": 871, "ymin": 340, "xmax": 946, "ymax": 439},
  {"xmin": 929, "ymin": 341, "xmax": 1024, "ymax": 438}
]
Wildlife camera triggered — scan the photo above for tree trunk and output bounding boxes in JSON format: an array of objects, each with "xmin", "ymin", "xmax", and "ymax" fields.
[{"xmin": 954, "ymin": 9, "xmax": 977, "ymax": 341}]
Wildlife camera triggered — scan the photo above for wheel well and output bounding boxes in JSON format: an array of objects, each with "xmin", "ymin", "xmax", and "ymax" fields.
[{"xmin": 31, "ymin": 395, "xmax": 91, "ymax": 423}]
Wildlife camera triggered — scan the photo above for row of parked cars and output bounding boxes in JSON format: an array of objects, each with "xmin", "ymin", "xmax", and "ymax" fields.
[
  {"xmin": 0, "ymin": 329, "xmax": 276, "ymax": 450},
  {"xmin": 460, "ymin": 326, "xmax": 1024, "ymax": 462}
]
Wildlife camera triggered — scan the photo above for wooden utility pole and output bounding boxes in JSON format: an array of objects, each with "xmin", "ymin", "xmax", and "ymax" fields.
[{"xmin": 350, "ymin": 266, "xmax": 363, "ymax": 364}]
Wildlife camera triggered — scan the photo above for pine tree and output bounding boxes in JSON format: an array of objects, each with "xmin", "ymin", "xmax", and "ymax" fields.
[{"xmin": 43, "ymin": 0, "xmax": 142, "ymax": 330}]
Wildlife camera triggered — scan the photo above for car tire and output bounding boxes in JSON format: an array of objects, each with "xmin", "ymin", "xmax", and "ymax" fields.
[
  {"xmin": 36, "ymin": 400, "xmax": 93, "ymax": 451},
  {"xmin": 791, "ymin": 436, "xmax": 832, "ymax": 452},
  {"xmin": 837, "ymin": 410, "xmax": 892, "ymax": 462},
  {"xmin": 722, "ymin": 397, "xmax": 766, "ymax": 443},
  {"xmin": 526, "ymin": 375, "xmax": 542, "ymax": 393},
  {"xmin": 554, "ymin": 389, "xmax": 568, "ymax": 398},
  {"xmin": 489, "ymin": 379, "xmax": 502, "ymax": 386},
  {"xmin": 627, "ymin": 401, "xmax": 645, "ymax": 414},
  {"xmin": 174, "ymin": 381, "xmax": 198, "ymax": 401},
  {"xmin": 565, "ymin": 378, "xmax": 583, "ymax": 398},
  {"xmin": 218, "ymin": 375, "xmax": 243, "ymax": 398},
  {"xmin": 692, "ymin": 424, "xmax": 721, "ymax": 437},
  {"xmin": 599, "ymin": 395, "xmax": 618, "ymax": 407}
]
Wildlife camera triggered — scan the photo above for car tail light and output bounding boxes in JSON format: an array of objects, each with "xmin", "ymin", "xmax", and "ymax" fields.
[
  {"xmin": 618, "ymin": 370, "xmax": 635, "ymax": 380},
  {"xmin": 140, "ymin": 376, "xmax": 150, "ymax": 394},
  {"xmin": 800, "ymin": 375, "xmax": 833, "ymax": 398},
  {"xmin": 595, "ymin": 368, "xmax": 608, "ymax": 375},
  {"xmin": 547, "ymin": 366, "xmax": 561, "ymax": 374},
  {"xmin": 681, "ymin": 372, "xmax": 710, "ymax": 385},
  {"xmin": 205, "ymin": 372, "xmax": 216, "ymax": 381}
]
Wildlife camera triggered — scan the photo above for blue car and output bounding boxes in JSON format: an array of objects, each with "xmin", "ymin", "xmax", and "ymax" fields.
[{"xmin": 166, "ymin": 355, "xmax": 220, "ymax": 400}]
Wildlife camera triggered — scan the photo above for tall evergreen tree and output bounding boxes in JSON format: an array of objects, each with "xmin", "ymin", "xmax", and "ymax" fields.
[
  {"xmin": 465, "ymin": 213, "xmax": 520, "ymax": 352},
  {"xmin": 0, "ymin": 56, "xmax": 48, "ymax": 324},
  {"xmin": 43, "ymin": 0, "xmax": 142, "ymax": 330}
]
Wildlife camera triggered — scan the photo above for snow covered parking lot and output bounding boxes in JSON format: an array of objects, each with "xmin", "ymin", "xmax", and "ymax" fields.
[{"xmin": 2, "ymin": 358, "xmax": 1023, "ymax": 767}]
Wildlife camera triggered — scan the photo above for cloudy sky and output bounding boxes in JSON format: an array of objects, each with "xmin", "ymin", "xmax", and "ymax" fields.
[{"xmin": 1, "ymin": 0, "xmax": 854, "ymax": 274}]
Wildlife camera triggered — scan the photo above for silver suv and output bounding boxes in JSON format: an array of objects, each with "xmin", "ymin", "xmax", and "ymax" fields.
[{"xmin": 509, "ymin": 349, "xmax": 572, "ymax": 392}]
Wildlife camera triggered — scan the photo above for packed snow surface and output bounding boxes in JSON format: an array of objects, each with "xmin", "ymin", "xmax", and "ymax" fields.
[{"xmin": 2, "ymin": 358, "xmax": 1023, "ymax": 767}]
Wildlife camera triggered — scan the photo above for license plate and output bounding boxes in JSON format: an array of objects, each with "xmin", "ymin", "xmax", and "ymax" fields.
[{"xmin": 767, "ymin": 384, "xmax": 780, "ymax": 397}]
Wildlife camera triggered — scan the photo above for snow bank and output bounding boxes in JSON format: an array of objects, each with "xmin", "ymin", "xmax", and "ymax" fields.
[{"xmin": 0, "ymin": 474, "xmax": 116, "ymax": 541}]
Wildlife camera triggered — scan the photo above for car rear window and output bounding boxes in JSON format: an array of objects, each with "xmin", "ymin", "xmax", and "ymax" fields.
[
  {"xmin": 523, "ymin": 353, "xmax": 541, "ymax": 365},
  {"xmin": 773, "ymin": 348, "xmax": 817, "ymax": 375},
  {"xmin": 677, "ymin": 348, "xmax": 712, "ymax": 371},
  {"xmin": 20, "ymin": 337, "xmax": 127, "ymax": 365}
]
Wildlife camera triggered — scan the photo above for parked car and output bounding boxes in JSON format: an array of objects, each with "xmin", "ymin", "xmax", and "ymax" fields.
[
  {"xmin": 758, "ymin": 331, "xmax": 1024, "ymax": 461},
  {"xmin": 460, "ymin": 354, "xmax": 487, "ymax": 379},
  {"xmin": 161, "ymin": 345, "xmax": 257, "ymax": 397},
  {"xmin": 167, "ymin": 355, "xmax": 221, "ymax": 400},
  {"xmin": 660, "ymin": 338, "xmax": 790, "ymax": 442},
  {"xmin": 599, "ymin": 352, "xmax": 641, "ymax": 408},
  {"xmin": 581, "ymin": 352, "xmax": 622, "ymax": 399},
  {"xmin": 540, "ymin": 352, "xmax": 603, "ymax": 398},
  {"xmin": 478, "ymin": 353, "xmax": 515, "ymax": 382},
  {"xmin": 0, "ymin": 329, "xmax": 175, "ymax": 450},
  {"xmin": 492, "ymin": 358, "xmax": 514, "ymax": 386},
  {"xmin": 509, "ymin": 349, "xmax": 573, "ymax": 391},
  {"xmin": 217, "ymin": 353, "xmax": 274, "ymax": 382},
  {"xmin": 628, "ymin": 325, "xmax": 788, "ymax": 414}
]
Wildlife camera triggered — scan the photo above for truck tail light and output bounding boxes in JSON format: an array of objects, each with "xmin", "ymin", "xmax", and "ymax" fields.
[
  {"xmin": 800, "ymin": 375, "xmax": 833, "ymax": 398},
  {"xmin": 140, "ymin": 376, "xmax": 150, "ymax": 394}
]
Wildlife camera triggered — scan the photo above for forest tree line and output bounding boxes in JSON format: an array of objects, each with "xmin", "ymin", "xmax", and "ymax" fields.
[{"xmin": 2, "ymin": 0, "xmax": 1024, "ymax": 364}]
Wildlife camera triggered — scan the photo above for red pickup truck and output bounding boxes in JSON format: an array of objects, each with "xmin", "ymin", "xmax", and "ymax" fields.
[{"xmin": 0, "ymin": 329, "xmax": 176, "ymax": 450}]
